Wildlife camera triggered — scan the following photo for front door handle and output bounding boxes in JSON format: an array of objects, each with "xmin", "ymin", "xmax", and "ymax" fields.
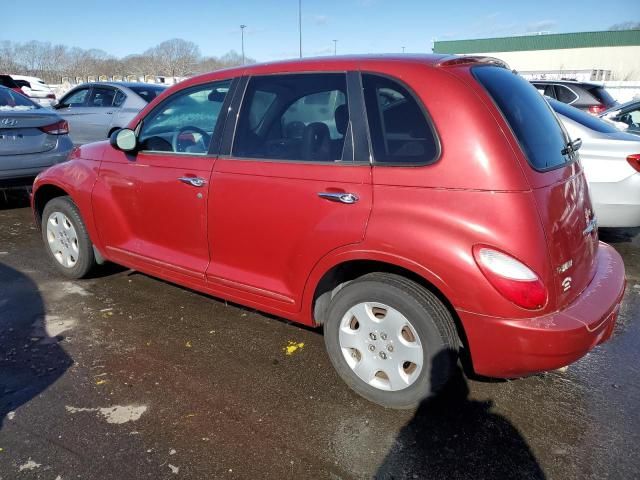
[
  {"xmin": 178, "ymin": 176, "xmax": 206, "ymax": 187},
  {"xmin": 318, "ymin": 192, "xmax": 359, "ymax": 204}
]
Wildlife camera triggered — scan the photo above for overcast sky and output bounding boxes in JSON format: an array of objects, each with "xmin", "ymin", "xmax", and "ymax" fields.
[{"xmin": 3, "ymin": 0, "xmax": 639, "ymax": 60}]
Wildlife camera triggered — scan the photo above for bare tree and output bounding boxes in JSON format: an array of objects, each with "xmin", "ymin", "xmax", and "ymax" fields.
[
  {"xmin": 144, "ymin": 38, "xmax": 201, "ymax": 77},
  {"xmin": 609, "ymin": 22, "xmax": 640, "ymax": 30}
]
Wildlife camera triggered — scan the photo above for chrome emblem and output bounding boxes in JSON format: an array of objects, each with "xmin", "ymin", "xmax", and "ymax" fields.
[
  {"xmin": 1, "ymin": 118, "xmax": 18, "ymax": 127},
  {"xmin": 561, "ymin": 277, "xmax": 572, "ymax": 292},
  {"xmin": 557, "ymin": 259, "xmax": 573, "ymax": 274}
]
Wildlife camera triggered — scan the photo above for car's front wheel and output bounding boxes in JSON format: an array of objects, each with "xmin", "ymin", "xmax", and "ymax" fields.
[
  {"xmin": 324, "ymin": 273, "xmax": 459, "ymax": 409},
  {"xmin": 42, "ymin": 196, "xmax": 96, "ymax": 279}
]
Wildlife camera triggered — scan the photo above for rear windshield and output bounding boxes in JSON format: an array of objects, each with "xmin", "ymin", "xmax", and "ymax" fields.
[
  {"xmin": 0, "ymin": 75, "xmax": 18, "ymax": 88},
  {"xmin": 0, "ymin": 87, "xmax": 40, "ymax": 110},
  {"xmin": 586, "ymin": 85, "xmax": 616, "ymax": 106},
  {"xmin": 129, "ymin": 85, "xmax": 165, "ymax": 103},
  {"xmin": 549, "ymin": 98, "xmax": 619, "ymax": 134},
  {"xmin": 473, "ymin": 66, "xmax": 570, "ymax": 171}
]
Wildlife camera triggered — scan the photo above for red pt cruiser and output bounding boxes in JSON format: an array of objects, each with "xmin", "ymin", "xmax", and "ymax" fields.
[{"xmin": 32, "ymin": 55, "xmax": 625, "ymax": 408}]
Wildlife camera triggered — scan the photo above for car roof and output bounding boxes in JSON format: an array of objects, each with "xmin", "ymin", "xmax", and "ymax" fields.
[
  {"xmin": 184, "ymin": 54, "xmax": 504, "ymax": 84},
  {"xmin": 72, "ymin": 81, "xmax": 167, "ymax": 89}
]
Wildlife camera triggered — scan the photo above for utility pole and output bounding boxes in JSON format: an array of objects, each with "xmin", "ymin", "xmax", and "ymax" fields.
[
  {"xmin": 402, "ymin": 46, "xmax": 405, "ymax": 53},
  {"xmin": 298, "ymin": 0, "xmax": 302, "ymax": 58},
  {"xmin": 333, "ymin": 39, "xmax": 337, "ymax": 56},
  {"xmin": 240, "ymin": 24, "xmax": 247, "ymax": 65}
]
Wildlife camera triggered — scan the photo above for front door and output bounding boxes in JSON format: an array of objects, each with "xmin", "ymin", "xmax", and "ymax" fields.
[
  {"xmin": 55, "ymin": 86, "xmax": 91, "ymax": 144},
  {"xmin": 92, "ymin": 80, "xmax": 233, "ymax": 279},
  {"xmin": 207, "ymin": 72, "xmax": 372, "ymax": 312}
]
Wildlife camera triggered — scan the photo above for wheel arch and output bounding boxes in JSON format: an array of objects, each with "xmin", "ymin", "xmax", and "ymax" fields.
[{"xmin": 33, "ymin": 183, "xmax": 71, "ymax": 226}]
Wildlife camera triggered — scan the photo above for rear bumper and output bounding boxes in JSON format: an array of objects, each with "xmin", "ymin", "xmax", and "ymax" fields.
[
  {"xmin": 0, "ymin": 137, "xmax": 73, "ymax": 189},
  {"xmin": 460, "ymin": 242, "xmax": 625, "ymax": 378}
]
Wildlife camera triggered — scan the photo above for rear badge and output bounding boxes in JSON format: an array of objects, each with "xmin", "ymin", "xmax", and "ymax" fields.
[
  {"xmin": 561, "ymin": 277, "xmax": 572, "ymax": 292},
  {"xmin": 557, "ymin": 259, "xmax": 573, "ymax": 274}
]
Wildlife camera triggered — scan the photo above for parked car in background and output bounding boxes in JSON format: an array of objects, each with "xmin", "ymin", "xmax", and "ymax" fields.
[
  {"xmin": 11, "ymin": 75, "xmax": 57, "ymax": 107},
  {"xmin": 32, "ymin": 55, "xmax": 625, "ymax": 408},
  {"xmin": 531, "ymin": 80, "xmax": 617, "ymax": 114},
  {"xmin": 53, "ymin": 82, "xmax": 166, "ymax": 145},
  {"xmin": 549, "ymin": 98, "xmax": 640, "ymax": 227},
  {"xmin": 0, "ymin": 74, "xmax": 26, "ymax": 96},
  {"xmin": 0, "ymin": 86, "xmax": 73, "ymax": 192},
  {"xmin": 599, "ymin": 99, "xmax": 640, "ymax": 135}
]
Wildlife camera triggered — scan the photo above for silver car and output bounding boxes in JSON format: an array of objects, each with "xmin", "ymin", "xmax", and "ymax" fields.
[
  {"xmin": 0, "ymin": 86, "xmax": 73, "ymax": 192},
  {"xmin": 550, "ymin": 98, "xmax": 640, "ymax": 228},
  {"xmin": 53, "ymin": 82, "xmax": 166, "ymax": 145}
]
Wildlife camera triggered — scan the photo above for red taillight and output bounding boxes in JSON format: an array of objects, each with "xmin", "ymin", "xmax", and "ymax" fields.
[
  {"xmin": 588, "ymin": 105, "xmax": 607, "ymax": 115},
  {"xmin": 39, "ymin": 120, "xmax": 69, "ymax": 135},
  {"xmin": 473, "ymin": 246, "xmax": 547, "ymax": 310},
  {"xmin": 627, "ymin": 154, "xmax": 640, "ymax": 172}
]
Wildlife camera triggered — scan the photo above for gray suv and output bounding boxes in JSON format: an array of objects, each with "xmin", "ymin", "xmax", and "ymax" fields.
[{"xmin": 531, "ymin": 80, "xmax": 617, "ymax": 114}]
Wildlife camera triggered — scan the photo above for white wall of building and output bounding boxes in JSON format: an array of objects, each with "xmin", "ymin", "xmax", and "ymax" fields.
[{"xmin": 473, "ymin": 46, "xmax": 640, "ymax": 80}]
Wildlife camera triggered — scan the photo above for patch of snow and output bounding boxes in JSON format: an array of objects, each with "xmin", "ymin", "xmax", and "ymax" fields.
[
  {"xmin": 18, "ymin": 459, "xmax": 41, "ymax": 471},
  {"xmin": 169, "ymin": 464, "xmax": 179, "ymax": 474},
  {"xmin": 66, "ymin": 405, "xmax": 148, "ymax": 424}
]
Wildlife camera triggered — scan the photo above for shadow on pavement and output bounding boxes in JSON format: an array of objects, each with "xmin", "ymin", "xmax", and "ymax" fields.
[
  {"xmin": 375, "ymin": 351, "xmax": 546, "ymax": 480},
  {"xmin": 0, "ymin": 262, "xmax": 72, "ymax": 428}
]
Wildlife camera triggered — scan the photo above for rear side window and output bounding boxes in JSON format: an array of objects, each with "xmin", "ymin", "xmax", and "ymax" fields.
[
  {"xmin": 555, "ymin": 85, "xmax": 578, "ymax": 104},
  {"xmin": 130, "ymin": 85, "xmax": 165, "ymax": 103},
  {"xmin": 362, "ymin": 74, "xmax": 438, "ymax": 165},
  {"xmin": 474, "ymin": 66, "xmax": 570, "ymax": 171}
]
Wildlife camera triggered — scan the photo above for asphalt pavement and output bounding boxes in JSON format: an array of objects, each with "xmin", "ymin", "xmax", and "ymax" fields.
[{"xmin": 0, "ymin": 191, "xmax": 639, "ymax": 479}]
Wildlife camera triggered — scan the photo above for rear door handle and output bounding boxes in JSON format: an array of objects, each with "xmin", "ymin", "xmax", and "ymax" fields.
[
  {"xmin": 178, "ymin": 176, "xmax": 206, "ymax": 187},
  {"xmin": 318, "ymin": 192, "xmax": 359, "ymax": 204}
]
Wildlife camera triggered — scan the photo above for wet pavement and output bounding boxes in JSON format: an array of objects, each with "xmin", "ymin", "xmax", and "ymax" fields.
[{"xmin": 0, "ymin": 191, "xmax": 638, "ymax": 479}]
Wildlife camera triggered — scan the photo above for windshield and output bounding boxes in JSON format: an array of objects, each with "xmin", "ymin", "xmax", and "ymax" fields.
[
  {"xmin": 0, "ymin": 87, "xmax": 40, "ymax": 110},
  {"xmin": 473, "ymin": 66, "xmax": 571, "ymax": 171},
  {"xmin": 129, "ymin": 85, "xmax": 166, "ymax": 103},
  {"xmin": 549, "ymin": 98, "xmax": 619, "ymax": 134}
]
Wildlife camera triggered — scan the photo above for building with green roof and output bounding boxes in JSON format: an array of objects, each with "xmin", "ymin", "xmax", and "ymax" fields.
[{"xmin": 433, "ymin": 30, "xmax": 640, "ymax": 80}]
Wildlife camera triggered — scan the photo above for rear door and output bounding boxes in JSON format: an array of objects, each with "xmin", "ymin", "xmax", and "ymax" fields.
[
  {"xmin": 206, "ymin": 72, "xmax": 372, "ymax": 313},
  {"xmin": 474, "ymin": 66, "xmax": 599, "ymax": 309}
]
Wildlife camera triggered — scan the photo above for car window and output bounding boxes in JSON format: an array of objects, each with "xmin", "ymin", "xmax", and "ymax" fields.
[
  {"xmin": 233, "ymin": 73, "xmax": 349, "ymax": 162},
  {"xmin": 62, "ymin": 88, "xmax": 90, "ymax": 107},
  {"xmin": 0, "ymin": 87, "xmax": 39, "ymax": 110},
  {"xmin": 555, "ymin": 85, "xmax": 578, "ymax": 104},
  {"xmin": 474, "ymin": 66, "xmax": 571, "ymax": 171},
  {"xmin": 138, "ymin": 80, "xmax": 231, "ymax": 155},
  {"xmin": 362, "ymin": 74, "xmax": 438, "ymax": 165},
  {"xmin": 549, "ymin": 98, "xmax": 619, "ymax": 134},
  {"xmin": 114, "ymin": 90, "xmax": 126, "ymax": 108},
  {"xmin": 618, "ymin": 106, "xmax": 640, "ymax": 132},
  {"xmin": 88, "ymin": 87, "xmax": 116, "ymax": 107},
  {"xmin": 129, "ymin": 85, "xmax": 165, "ymax": 103}
]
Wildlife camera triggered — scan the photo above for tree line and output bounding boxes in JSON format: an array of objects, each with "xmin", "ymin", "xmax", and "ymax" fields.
[{"xmin": 0, "ymin": 38, "xmax": 255, "ymax": 84}]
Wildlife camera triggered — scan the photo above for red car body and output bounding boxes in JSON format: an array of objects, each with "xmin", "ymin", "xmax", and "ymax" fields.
[{"xmin": 32, "ymin": 55, "xmax": 625, "ymax": 378}]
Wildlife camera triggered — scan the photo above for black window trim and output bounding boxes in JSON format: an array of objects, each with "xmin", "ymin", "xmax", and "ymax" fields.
[
  {"xmin": 473, "ymin": 65, "xmax": 577, "ymax": 174},
  {"xmin": 220, "ymin": 70, "xmax": 370, "ymax": 166},
  {"xmin": 132, "ymin": 77, "xmax": 239, "ymax": 158},
  {"xmin": 113, "ymin": 87, "xmax": 128, "ymax": 108},
  {"xmin": 359, "ymin": 71, "xmax": 442, "ymax": 167}
]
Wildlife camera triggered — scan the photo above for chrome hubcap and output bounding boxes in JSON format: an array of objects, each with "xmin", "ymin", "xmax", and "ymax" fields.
[
  {"xmin": 46, "ymin": 212, "xmax": 79, "ymax": 268},
  {"xmin": 339, "ymin": 302, "xmax": 423, "ymax": 391}
]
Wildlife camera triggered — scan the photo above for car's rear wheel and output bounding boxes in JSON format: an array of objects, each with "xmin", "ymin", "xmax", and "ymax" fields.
[
  {"xmin": 42, "ymin": 196, "xmax": 96, "ymax": 279},
  {"xmin": 324, "ymin": 273, "xmax": 458, "ymax": 409}
]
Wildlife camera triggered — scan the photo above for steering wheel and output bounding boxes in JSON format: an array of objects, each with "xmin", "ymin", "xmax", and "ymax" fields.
[{"xmin": 171, "ymin": 126, "xmax": 211, "ymax": 153}]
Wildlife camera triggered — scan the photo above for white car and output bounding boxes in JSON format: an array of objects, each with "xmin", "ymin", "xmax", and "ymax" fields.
[
  {"xmin": 550, "ymin": 98, "xmax": 640, "ymax": 228},
  {"xmin": 11, "ymin": 75, "xmax": 56, "ymax": 107}
]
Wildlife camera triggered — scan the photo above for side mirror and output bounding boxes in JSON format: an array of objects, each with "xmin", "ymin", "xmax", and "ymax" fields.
[
  {"xmin": 110, "ymin": 128, "xmax": 138, "ymax": 152},
  {"xmin": 52, "ymin": 103, "xmax": 67, "ymax": 110}
]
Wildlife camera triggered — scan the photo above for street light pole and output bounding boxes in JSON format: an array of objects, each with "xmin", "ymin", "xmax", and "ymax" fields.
[
  {"xmin": 402, "ymin": 46, "xmax": 405, "ymax": 53},
  {"xmin": 240, "ymin": 24, "xmax": 247, "ymax": 65},
  {"xmin": 298, "ymin": 0, "xmax": 302, "ymax": 58},
  {"xmin": 333, "ymin": 39, "xmax": 337, "ymax": 56}
]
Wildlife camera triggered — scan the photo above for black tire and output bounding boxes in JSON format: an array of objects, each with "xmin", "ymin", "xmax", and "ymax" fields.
[
  {"xmin": 42, "ymin": 196, "xmax": 96, "ymax": 279},
  {"xmin": 324, "ymin": 273, "xmax": 458, "ymax": 409}
]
